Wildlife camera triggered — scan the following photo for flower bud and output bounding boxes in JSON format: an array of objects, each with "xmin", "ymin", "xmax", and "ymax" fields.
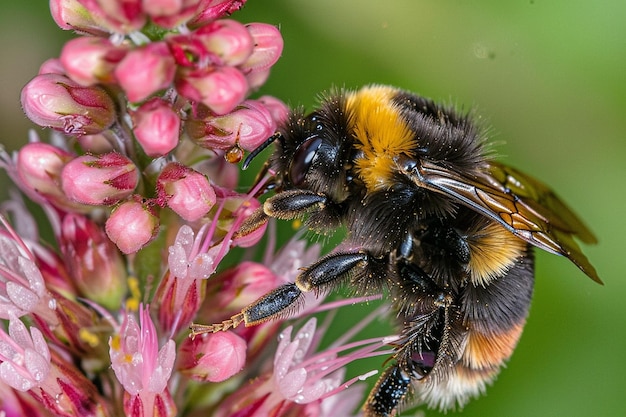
[
  {"xmin": 49, "ymin": 0, "xmax": 109, "ymax": 36},
  {"xmin": 257, "ymin": 95, "xmax": 289, "ymax": 125},
  {"xmin": 74, "ymin": 0, "xmax": 146, "ymax": 34},
  {"xmin": 244, "ymin": 67, "xmax": 270, "ymax": 90},
  {"xmin": 38, "ymin": 58, "xmax": 66, "ymax": 75},
  {"xmin": 132, "ymin": 98, "xmax": 180, "ymax": 157},
  {"xmin": 17, "ymin": 142, "xmax": 71, "ymax": 197},
  {"xmin": 21, "ymin": 73, "xmax": 116, "ymax": 136},
  {"xmin": 60, "ymin": 37, "xmax": 126, "ymax": 86},
  {"xmin": 76, "ymin": 133, "xmax": 115, "ymax": 153},
  {"xmin": 199, "ymin": 19, "xmax": 253, "ymax": 66},
  {"xmin": 188, "ymin": 0, "xmax": 247, "ymax": 29},
  {"xmin": 187, "ymin": 99, "xmax": 275, "ymax": 151},
  {"xmin": 59, "ymin": 213, "xmax": 126, "ymax": 310},
  {"xmin": 240, "ymin": 23, "xmax": 283, "ymax": 75},
  {"xmin": 114, "ymin": 42, "xmax": 176, "ymax": 103},
  {"xmin": 16, "ymin": 142, "xmax": 87, "ymax": 211},
  {"xmin": 176, "ymin": 66, "xmax": 248, "ymax": 115},
  {"xmin": 105, "ymin": 197, "xmax": 159, "ymax": 254},
  {"xmin": 146, "ymin": 0, "xmax": 202, "ymax": 29},
  {"xmin": 156, "ymin": 163, "xmax": 216, "ymax": 222},
  {"xmin": 61, "ymin": 152, "xmax": 139, "ymax": 205},
  {"xmin": 178, "ymin": 331, "xmax": 246, "ymax": 382}
]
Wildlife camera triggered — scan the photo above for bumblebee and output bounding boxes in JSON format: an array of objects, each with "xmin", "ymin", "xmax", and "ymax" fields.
[{"xmin": 198, "ymin": 85, "xmax": 601, "ymax": 416}]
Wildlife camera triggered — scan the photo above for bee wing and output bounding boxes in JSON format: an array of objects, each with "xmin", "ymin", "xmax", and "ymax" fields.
[{"xmin": 403, "ymin": 159, "xmax": 601, "ymax": 283}]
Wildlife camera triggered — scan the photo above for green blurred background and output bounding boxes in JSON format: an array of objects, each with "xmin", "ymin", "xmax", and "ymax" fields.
[{"xmin": 1, "ymin": 1, "xmax": 625, "ymax": 416}]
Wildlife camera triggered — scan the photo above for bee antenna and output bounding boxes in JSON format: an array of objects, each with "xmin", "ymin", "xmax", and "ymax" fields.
[{"xmin": 242, "ymin": 132, "xmax": 282, "ymax": 170}]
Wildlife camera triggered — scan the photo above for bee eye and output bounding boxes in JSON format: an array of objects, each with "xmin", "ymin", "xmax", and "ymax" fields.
[{"xmin": 289, "ymin": 136, "xmax": 322, "ymax": 186}]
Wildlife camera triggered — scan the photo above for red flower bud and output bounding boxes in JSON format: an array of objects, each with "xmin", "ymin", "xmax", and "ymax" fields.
[
  {"xmin": 240, "ymin": 23, "xmax": 284, "ymax": 75},
  {"xmin": 175, "ymin": 66, "xmax": 248, "ymax": 115},
  {"xmin": 178, "ymin": 331, "xmax": 246, "ymax": 382},
  {"xmin": 61, "ymin": 152, "xmax": 139, "ymax": 205},
  {"xmin": 21, "ymin": 73, "xmax": 116, "ymax": 136},
  {"xmin": 105, "ymin": 197, "xmax": 159, "ymax": 254},
  {"xmin": 60, "ymin": 36, "xmax": 126, "ymax": 86},
  {"xmin": 132, "ymin": 98, "xmax": 181, "ymax": 157},
  {"xmin": 156, "ymin": 163, "xmax": 216, "ymax": 222},
  {"xmin": 187, "ymin": 99, "xmax": 276, "ymax": 151},
  {"xmin": 114, "ymin": 42, "xmax": 176, "ymax": 103}
]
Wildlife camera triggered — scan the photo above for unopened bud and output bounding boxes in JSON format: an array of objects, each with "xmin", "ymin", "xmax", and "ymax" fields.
[
  {"xmin": 61, "ymin": 153, "xmax": 139, "ymax": 205},
  {"xmin": 188, "ymin": 0, "xmax": 247, "ymax": 29},
  {"xmin": 156, "ymin": 163, "xmax": 216, "ymax": 222},
  {"xmin": 60, "ymin": 213, "xmax": 126, "ymax": 310},
  {"xmin": 114, "ymin": 42, "xmax": 176, "ymax": 103},
  {"xmin": 132, "ymin": 98, "xmax": 180, "ymax": 157},
  {"xmin": 176, "ymin": 66, "xmax": 248, "ymax": 115},
  {"xmin": 146, "ymin": 0, "xmax": 202, "ymax": 29},
  {"xmin": 21, "ymin": 73, "xmax": 116, "ymax": 136},
  {"xmin": 198, "ymin": 19, "xmax": 253, "ymax": 66},
  {"xmin": 16, "ymin": 142, "xmax": 86, "ymax": 211},
  {"xmin": 187, "ymin": 99, "xmax": 276, "ymax": 151},
  {"xmin": 105, "ymin": 197, "xmax": 159, "ymax": 254},
  {"xmin": 178, "ymin": 331, "xmax": 247, "ymax": 382},
  {"xmin": 60, "ymin": 37, "xmax": 126, "ymax": 86},
  {"xmin": 49, "ymin": 0, "xmax": 109, "ymax": 36},
  {"xmin": 240, "ymin": 23, "xmax": 283, "ymax": 75}
]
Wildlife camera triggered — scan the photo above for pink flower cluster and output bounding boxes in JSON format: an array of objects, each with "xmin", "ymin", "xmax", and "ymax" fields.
[
  {"xmin": 0, "ymin": 1, "xmax": 390, "ymax": 417},
  {"xmin": 19, "ymin": 0, "xmax": 287, "ymax": 255}
]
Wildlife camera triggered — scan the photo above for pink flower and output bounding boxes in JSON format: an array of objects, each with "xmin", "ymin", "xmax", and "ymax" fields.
[
  {"xmin": 187, "ymin": 0, "xmax": 247, "ymax": 29},
  {"xmin": 147, "ymin": 0, "xmax": 203, "ymax": 29},
  {"xmin": 175, "ymin": 66, "xmax": 248, "ymax": 115},
  {"xmin": 16, "ymin": 142, "xmax": 88, "ymax": 212},
  {"xmin": 114, "ymin": 42, "xmax": 176, "ymax": 103},
  {"xmin": 105, "ymin": 197, "xmax": 160, "ymax": 254},
  {"xmin": 75, "ymin": 0, "xmax": 147, "ymax": 34},
  {"xmin": 178, "ymin": 331, "xmax": 246, "ymax": 382},
  {"xmin": 21, "ymin": 73, "xmax": 116, "ymax": 136},
  {"xmin": 0, "ymin": 219, "xmax": 58, "ymax": 325},
  {"xmin": 50, "ymin": 0, "xmax": 109, "ymax": 36},
  {"xmin": 60, "ymin": 36, "xmax": 126, "ymax": 86},
  {"xmin": 155, "ymin": 224, "xmax": 217, "ymax": 335},
  {"xmin": 187, "ymin": 99, "xmax": 278, "ymax": 151},
  {"xmin": 198, "ymin": 19, "xmax": 254, "ymax": 66},
  {"xmin": 0, "ymin": 315, "xmax": 51, "ymax": 392},
  {"xmin": 214, "ymin": 317, "xmax": 384, "ymax": 417},
  {"xmin": 0, "ymin": 313, "xmax": 111, "ymax": 416},
  {"xmin": 132, "ymin": 98, "xmax": 181, "ymax": 157},
  {"xmin": 110, "ymin": 305, "xmax": 177, "ymax": 417},
  {"xmin": 38, "ymin": 58, "xmax": 66, "ymax": 75},
  {"xmin": 61, "ymin": 152, "xmax": 139, "ymax": 206},
  {"xmin": 75, "ymin": 132, "xmax": 116, "ymax": 153},
  {"xmin": 258, "ymin": 94, "xmax": 289, "ymax": 125},
  {"xmin": 240, "ymin": 23, "xmax": 284, "ymax": 75},
  {"xmin": 156, "ymin": 162, "xmax": 216, "ymax": 222}
]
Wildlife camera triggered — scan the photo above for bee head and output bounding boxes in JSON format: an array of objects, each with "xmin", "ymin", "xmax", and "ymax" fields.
[{"xmin": 270, "ymin": 106, "xmax": 351, "ymax": 202}]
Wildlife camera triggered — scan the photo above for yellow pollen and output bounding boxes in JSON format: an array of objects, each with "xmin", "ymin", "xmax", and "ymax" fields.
[
  {"xmin": 110, "ymin": 334, "xmax": 121, "ymax": 351},
  {"xmin": 125, "ymin": 276, "xmax": 141, "ymax": 312},
  {"xmin": 79, "ymin": 328, "xmax": 100, "ymax": 347}
]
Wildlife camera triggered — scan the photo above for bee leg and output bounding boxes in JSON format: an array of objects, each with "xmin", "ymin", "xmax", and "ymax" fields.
[
  {"xmin": 235, "ymin": 189, "xmax": 329, "ymax": 247},
  {"xmin": 191, "ymin": 252, "xmax": 372, "ymax": 334},
  {"xmin": 263, "ymin": 189, "xmax": 327, "ymax": 220},
  {"xmin": 191, "ymin": 282, "xmax": 304, "ymax": 334},
  {"xmin": 364, "ymin": 364, "xmax": 412, "ymax": 417}
]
